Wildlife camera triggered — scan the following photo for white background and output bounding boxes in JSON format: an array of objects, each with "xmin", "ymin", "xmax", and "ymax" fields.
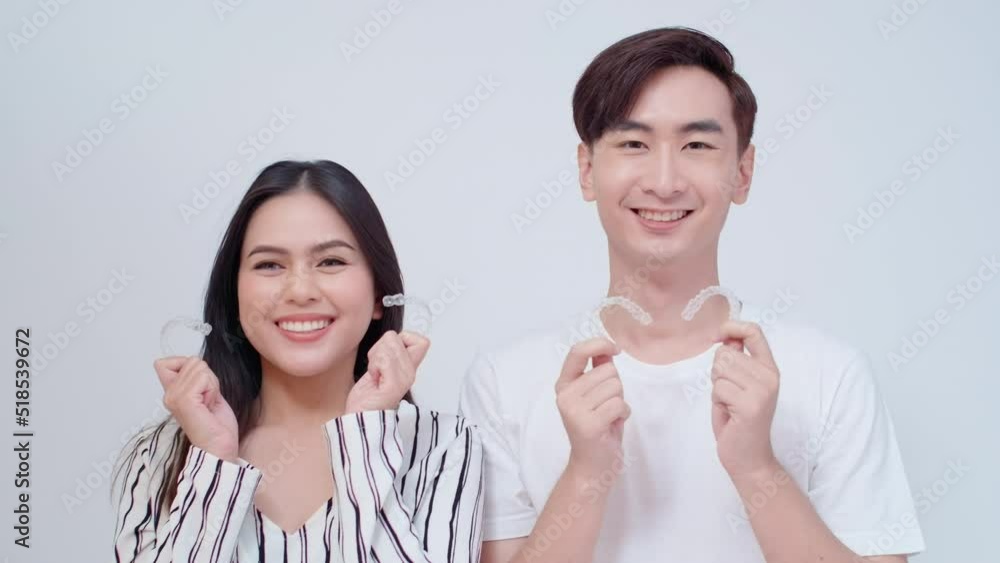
[{"xmin": 1, "ymin": 0, "xmax": 997, "ymax": 560}]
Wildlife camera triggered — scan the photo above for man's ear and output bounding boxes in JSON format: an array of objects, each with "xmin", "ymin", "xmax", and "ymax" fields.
[
  {"xmin": 731, "ymin": 143, "xmax": 755, "ymax": 205},
  {"xmin": 578, "ymin": 142, "xmax": 597, "ymax": 202}
]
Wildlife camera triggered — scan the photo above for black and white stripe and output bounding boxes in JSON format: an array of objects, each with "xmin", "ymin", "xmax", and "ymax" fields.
[{"xmin": 113, "ymin": 401, "xmax": 485, "ymax": 562}]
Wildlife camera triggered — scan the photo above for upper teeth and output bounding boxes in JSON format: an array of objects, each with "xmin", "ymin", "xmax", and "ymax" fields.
[
  {"xmin": 279, "ymin": 319, "xmax": 331, "ymax": 332},
  {"xmin": 637, "ymin": 209, "xmax": 689, "ymax": 222}
]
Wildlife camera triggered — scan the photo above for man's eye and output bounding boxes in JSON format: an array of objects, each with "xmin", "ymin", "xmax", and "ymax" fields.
[
  {"xmin": 685, "ymin": 141, "xmax": 715, "ymax": 150},
  {"xmin": 620, "ymin": 140, "xmax": 646, "ymax": 150}
]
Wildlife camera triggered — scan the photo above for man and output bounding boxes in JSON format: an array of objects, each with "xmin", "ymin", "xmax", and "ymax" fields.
[{"xmin": 459, "ymin": 27, "xmax": 925, "ymax": 562}]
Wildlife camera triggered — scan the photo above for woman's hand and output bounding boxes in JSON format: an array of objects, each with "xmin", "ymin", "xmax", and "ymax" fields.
[
  {"xmin": 345, "ymin": 330, "xmax": 429, "ymax": 414},
  {"xmin": 154, "ymin": 356, "xmax": 239, "ymax": 462}
]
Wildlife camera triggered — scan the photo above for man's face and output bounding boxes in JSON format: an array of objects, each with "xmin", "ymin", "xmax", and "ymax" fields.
[{"xmin": 579, "ymin": 65, "xmax": 754, "ymax": 266}]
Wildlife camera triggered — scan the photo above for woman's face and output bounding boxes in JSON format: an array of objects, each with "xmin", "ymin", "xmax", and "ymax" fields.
[{"xmin": 237, "ymin": 189, "xmax": 382, "ymax": 377}]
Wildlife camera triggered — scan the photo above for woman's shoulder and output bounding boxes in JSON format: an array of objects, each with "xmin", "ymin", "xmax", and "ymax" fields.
[
  {"xmin": 393, "ymin": 401, "xmax": 483, "ymax": 455},
  {"xmin": 114, "ymin": 417, "xmax": 182, "ymax": 486}
]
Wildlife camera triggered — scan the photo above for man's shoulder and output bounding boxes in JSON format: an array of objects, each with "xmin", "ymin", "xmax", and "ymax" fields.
[
  {"xmin": 740, "ymin": 302, "xmax": 867, "ymax": 374},
  {"xmin": 482, "ymin": 309, "xmax": 602, "ymax": 375}
]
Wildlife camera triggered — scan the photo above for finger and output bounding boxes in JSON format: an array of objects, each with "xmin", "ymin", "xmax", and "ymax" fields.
[
  {"xmin": 716, "ymin": 347, "xmax": 772, "ymax": 387},
  {"xmin": 190, "ymin": 361, "xmax": 221, "ymax": 399},
  {"xmin": 180, "ymin": 359, "xmax": 217, "ymax": 399},
  {"xmin": 592, "ymin": 352, "xmax": 614, "ymax": 368},
  {"xmin": 567, "ymin": 362, "xmax": 620, "ymax": 398},
  {"xmin": 581, "ymin": 376, "xmax": 625, "ymax": 409},
  {"xmin": 557, "ymin": 338, "xmax": 620, "ymax": 390},
  {"xmin": 594, "ymin": 397, "xmax": 631, "ymax": 424},
  {"xmin": 366, "ymin": 363, "xmax": 383, "ymax": 386},
  {"xmin": 154, "ymin": 356, "xmax": 187, "ymax": 388},
  {"xmin": 718, "ymin": 321, "xmax": 776, "ymax": 369},
  {"xmin": 178, "ymin": 356, "xmax": 205, "ymax": 379},
  {"xmin": 169, "ymin": 357, "xmax": 204, "ymax": 394},
  {"xmin": 155, "ymin": 356, "xmax": 189, "ymax": 372},
  {"xmin": 711, "ymin": 378, "xmax": 743, "ymax": 407},
  {"xmin": 723, "ymin": 338, "xmax": 744, "ymax": 353},
  {"xmin": 712, "ymin": 402, "xmax": 729, "ymax": 434},
  {"xmin": 383, "ymin": 336, "xmax": 414, "ymax": 387},
  {"xmin": 398, "ymin": 330, "xmax": 430, "ymax": 365},
  {"xmin": 711, "ymin": 349, "xmax": 755, "ymax": 390}
]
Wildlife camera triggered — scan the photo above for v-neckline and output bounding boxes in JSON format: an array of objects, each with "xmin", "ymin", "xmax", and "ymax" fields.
[{"xmin": 255, "ymin": 496, "xmax": 335, "ymax": 536}]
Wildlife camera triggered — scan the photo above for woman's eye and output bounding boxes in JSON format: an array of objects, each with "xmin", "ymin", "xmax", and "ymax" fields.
[
  {"xmin": 319, "ymin": 257, "xmax": 346, "ymax": 267},
  {"xmin": 253, "ymin": 261, "xmax": 281, "ymax": 270}
]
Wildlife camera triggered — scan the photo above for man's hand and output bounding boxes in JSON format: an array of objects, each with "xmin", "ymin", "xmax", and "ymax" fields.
[
  {"xmin": 710, "ymin": 320, "xmax": 781, "ymax": 478},
  {"xmin": 555, "ymin": 337, "xmax": 631, "ymax": 476}
]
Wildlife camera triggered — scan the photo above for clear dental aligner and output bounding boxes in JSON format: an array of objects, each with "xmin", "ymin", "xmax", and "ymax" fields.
[
  {"xmin": 597, "ymin": 295, "xmax": 653, "ymax": 326},
  {"xmin": 160, "ymin": 316, "xmax": 212, "ymax": 356},
  {"xmin": 382, "ymin": 293, "xmax": 433, "ymax": 334},
  {"xmin": 680, "ymin": 285, "xmax": 742, "ymax": 321}
]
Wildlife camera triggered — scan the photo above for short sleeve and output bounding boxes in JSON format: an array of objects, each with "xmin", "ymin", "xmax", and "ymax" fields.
[
  {"xmin": 808, "ymin": 351, "xmax": 926, "ymax": 556},
  {"xmin": 457, "ymin": 353, "xmax": 537, "ymax": 541}
]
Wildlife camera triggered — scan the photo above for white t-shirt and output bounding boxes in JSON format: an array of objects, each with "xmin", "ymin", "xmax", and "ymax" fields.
[{"xmin": 458, "ymin": 302, "xmax": 926, "ymax": 561}]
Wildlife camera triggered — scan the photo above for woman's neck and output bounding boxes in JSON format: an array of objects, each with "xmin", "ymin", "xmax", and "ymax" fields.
[{"xmin": 253, "ymin": 356, "xmax": 357, "ymax": 431}]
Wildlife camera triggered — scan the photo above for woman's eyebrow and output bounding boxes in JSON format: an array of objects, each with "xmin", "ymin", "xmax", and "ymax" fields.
[{"xmin": 247, "ymin": 239, "xmax": 356, "ymax": 258}]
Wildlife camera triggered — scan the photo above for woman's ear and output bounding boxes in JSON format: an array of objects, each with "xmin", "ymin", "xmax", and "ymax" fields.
[{"xmin": 373, "ymin": 299, "xmax": 384, "ymax": 320}]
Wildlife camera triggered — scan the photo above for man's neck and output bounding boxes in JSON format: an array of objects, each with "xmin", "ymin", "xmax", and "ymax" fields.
[{"xmin": 603, "ymin": 251, "xmax": 732, "ymax": 365}]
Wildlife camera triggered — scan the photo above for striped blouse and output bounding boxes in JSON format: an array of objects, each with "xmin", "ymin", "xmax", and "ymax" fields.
[{"xmin": 113, "ymin": 401, "xmax": 485, "ymax": 562}]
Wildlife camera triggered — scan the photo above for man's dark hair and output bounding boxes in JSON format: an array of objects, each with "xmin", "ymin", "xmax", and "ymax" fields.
[{"xmin": 572, "ymin": 27, "xmax": 757, "ymax": 154}]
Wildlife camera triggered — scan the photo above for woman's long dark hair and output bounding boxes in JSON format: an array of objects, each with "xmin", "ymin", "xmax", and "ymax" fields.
[{"xmin": 114, "ymin": 160, "xmax": 408, "ymax": 512}]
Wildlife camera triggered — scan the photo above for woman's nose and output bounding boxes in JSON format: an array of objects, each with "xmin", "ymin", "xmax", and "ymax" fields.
[{"xmin": 281, "ymin": 266, "xmax": 320, "ymax": 304}]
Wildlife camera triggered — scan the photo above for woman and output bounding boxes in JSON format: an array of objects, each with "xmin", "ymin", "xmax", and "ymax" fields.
[{"xmin": 112, "ymin": 160, "xmax": 484, "ymax": 562}]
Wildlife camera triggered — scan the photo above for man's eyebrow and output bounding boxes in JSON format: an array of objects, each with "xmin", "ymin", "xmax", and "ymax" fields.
[
  {"xmin": 606, "ymin": 119, "xmax": 655, "ymax": 134},
  {"xmin": 246, "ymin": 239, "xmax": 355, "ymax": 258},
  {"xmin": 677, "ymin": 119, "xmax": 724, "ymax": 135}
]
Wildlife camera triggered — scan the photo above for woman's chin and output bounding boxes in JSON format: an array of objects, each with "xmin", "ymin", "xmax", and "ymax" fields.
[{"xmin": 266, "ymin": 351, "xmax": 342, "ymax": 378}]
